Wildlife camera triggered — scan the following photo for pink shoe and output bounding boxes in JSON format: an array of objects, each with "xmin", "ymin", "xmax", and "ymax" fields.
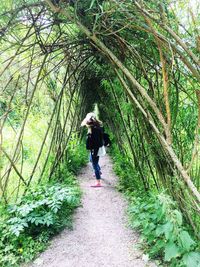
[{"xmin": 90, "ymin": 184, "xmax": 103, "ymax": 188}]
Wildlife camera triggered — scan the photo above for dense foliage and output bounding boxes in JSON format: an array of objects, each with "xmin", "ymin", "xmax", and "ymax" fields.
[
  {"xmin": 128, "ymin": 193, "xmax": 200, "ymax": 267},
  {"xmin": 111, "ymin": 143, "xmax": 200, "ymax": 266},
  {"xmin": 0, "ymin": 142, "xmax": 88, "ymax": 266},
  {"xmin": 0, "ymin": 0, "xmax": 199, "ymax": 266}
]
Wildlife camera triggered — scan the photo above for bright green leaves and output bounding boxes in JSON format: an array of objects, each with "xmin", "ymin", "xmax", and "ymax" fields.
[
  {"xmin": 0, "ymin": 181, "xmax": 81, "ymax": 266},
  {"xmin": 156, "ymin": 221, "xmax": 174, "ymax": 240},
  {"xmin": 149, "ymin": 239, "xmax": 166, "ymax": 257},
  {"xmin": 89, "ymin": 0, "xmax": 96, "ymax": 10},
  {"xmin": 182, "ymin": 252, "xmax": 200, "ymax": 267},
  {"xmin": 6, "ymin": 183, "xmax": 80, "ymax": 237},
  {"xmin": 0, "ymin": 139, "xmax": 86, "ymax": 266},
  {"xmin": 26, "ymin": 211, "xmax": 54, "ymax": 227},
  {"xmin": 128, "ymin": 192, "xmax": 199, "ymax": 266},
  {"xmin": 178, "ymin": 231, "xmax": 196, "ymax": 252},
  {"xmin": 7, "ymin": 218, "xmax": 28, "ymax": 237},
  {"xmin": 164, "ymin": 242, "xmax": 180, "ymax": 261},
  {"xmin": 15, "ymin": 203, "xmax": 35, "ymax": 217},
  {"xmin": 173, "ymin": 210, "xmax": 183, "ymax": 226},
  {"xmin": 87, "ymin": 0, "xmax": 111, "ymax": 13}
]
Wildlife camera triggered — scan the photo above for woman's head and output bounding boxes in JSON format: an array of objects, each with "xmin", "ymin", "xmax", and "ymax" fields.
[{"xmin": 81, "ymin": 112, "xmax": 102, "ymax": 127}]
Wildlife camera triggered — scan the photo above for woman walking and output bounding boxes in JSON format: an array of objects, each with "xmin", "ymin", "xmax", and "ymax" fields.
[{"xmin": 81, "ymin": 112, "xmax": 106, "ymax": 187}]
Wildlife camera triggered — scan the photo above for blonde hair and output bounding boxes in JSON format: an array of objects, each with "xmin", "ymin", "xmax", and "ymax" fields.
[{"xmin": 81, "ymin": 112, "xmax": 102, "ymax": 127}]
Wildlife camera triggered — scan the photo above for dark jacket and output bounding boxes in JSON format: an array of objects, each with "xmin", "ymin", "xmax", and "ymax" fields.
[{"xmin": 86, "ymin": 125, "xmax": 104, "ymax": 156}]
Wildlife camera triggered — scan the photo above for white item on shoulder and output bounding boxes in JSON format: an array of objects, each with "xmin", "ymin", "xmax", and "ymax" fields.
[{"xmin": 97, "ymin": 146, "xmax": 106, "ymax": 157}]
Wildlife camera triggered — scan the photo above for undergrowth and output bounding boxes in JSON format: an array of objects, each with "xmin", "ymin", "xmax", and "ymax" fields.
[
  {"xmin": 110, "ymin": 143, "xmax": 200, "ymax": 267},
  {"xmin": 0, "ymin": 140, "xmax": 88, "ymax": 267},
  {"xmin": 127, "ymin": 193, "xmax": 200, "ymax": 267}
]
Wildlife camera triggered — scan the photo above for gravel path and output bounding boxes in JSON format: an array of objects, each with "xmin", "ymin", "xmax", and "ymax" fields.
[{"xmin": 28, "ymin": 155, "xmax": 156, "ymax": 267}]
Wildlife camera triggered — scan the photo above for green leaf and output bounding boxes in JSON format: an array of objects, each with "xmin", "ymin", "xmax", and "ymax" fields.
[
  {"xmin": 149, "ymin": 239, "xmax": 165, "ymax": 256},
  {"xmin": 182, "ymin": 252, "xmax": 200, "ymax": 267},
  {"xmin": 89, "ymin": 0, "xmax": 96, "ymax": 9},
  {"xmin": 132, "ymin": 220, "xmax": 141, "ymax": 228},
  {"xmin": 164, "ymin": 222, "xmax": 174, "ymax": 240},
  {"xmin": 156, "ymin": 225, "xmax": 164, "ymax": 236},
  {"xmin": 156, "ymin": 221, "xmax": 173, "ymax": 240},
  {"xmin": 179, "ymin": 231, "xmax": 195, "ymax": 252},
  {"xmin": 173, "ymin": 210, "xmax": 182, "ymax": 226},
  {"xmin": 164, "ymin": 242, "xmax": 180, "ymax": 261},
  {"xmin": 98, "ymin": 4, "xmax": 104, "ymax": 13}
]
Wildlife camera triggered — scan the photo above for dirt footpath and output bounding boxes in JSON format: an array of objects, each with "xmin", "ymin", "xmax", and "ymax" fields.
[{"xmin": 28, "ymin": 155, "xmax": 156, "ymax": 267}]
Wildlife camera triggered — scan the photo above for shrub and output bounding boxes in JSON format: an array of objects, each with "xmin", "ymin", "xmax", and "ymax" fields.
[
  {"xmin": 66, "ymin": 137, "xmax": 88, "ymax": 174},
  {"xmin": 127, "ymin": 193, "xmax": 200, "ymax": 267},
  {"xmin": 0, "ymin": 138, "xmax": 88, "ymax": 266},
  {"xmin": 0, "ymin": 182, "xmax": 81, "ymax": 267},
  {"xmin": 110, "ymin": 143, "xmax": 141, "ymax": 192}
]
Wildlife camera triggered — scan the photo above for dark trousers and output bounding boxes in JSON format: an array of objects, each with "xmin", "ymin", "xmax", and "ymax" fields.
[{"xmin": 90, "ymin": 152, "xmax": 101, "ymax": 180}]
